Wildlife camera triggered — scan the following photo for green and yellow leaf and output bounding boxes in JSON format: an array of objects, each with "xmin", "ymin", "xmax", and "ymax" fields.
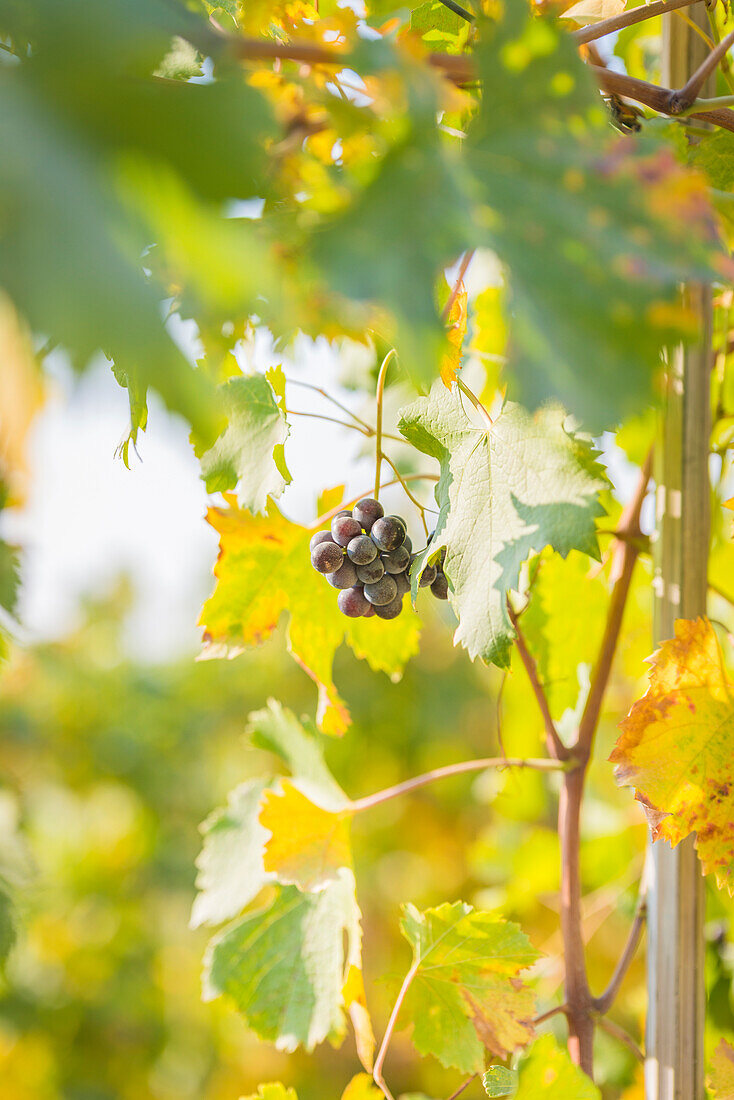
[
  {"xmin": 260, "ymin": 780, "xmax": 353, "ymax": 891},
  {"xmin": 514, "ymin": 1034, "xmax": 600, "ymax": 1099}
]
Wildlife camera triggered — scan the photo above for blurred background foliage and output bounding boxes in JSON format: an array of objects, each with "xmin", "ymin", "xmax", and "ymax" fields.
[{"xmin": 0, "ymin": 544, "xmax": 731, "ymax": 1100}]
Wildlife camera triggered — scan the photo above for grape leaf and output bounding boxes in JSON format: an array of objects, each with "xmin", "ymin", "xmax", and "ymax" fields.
[
  {"xmin": 248, "ymin": 699, "xmax": 344, "ymax": 799},
  {"xmin": 199, "ymin": 498, "xmax": 421, "ymax": 734},
  {"xmin": 612, "ymin": 617, "xmax": 734, "ymax": 892},
  {"xmin": 190, "ymin": 779, "xmax": 273, "ymax": 929},
  {"xmin": 203, "ymin": 870, "xmax": 364, "ymax": 1052},
  {"xmin": 340, "ymin": 1074, "xmax": 383, "ymax": 1100},
  {"xmin": 482, "ymin": 1065, "xmax": 518, "ymax": 1097},
  {"xmin": 194, "ymin": 373, "xmax": 290, "ymax": 512},
  {"xmin": 440, "ymin": 285, "xmax": 468, "ymax": 388},
  {"xmin": 691, "ymin": 130, "xmax": 734, "ymax": 193},
  {"xmin": 710, "ymin": 1038, "xmax": 734, "ymax": 1099},
  {"xmin": 398, "ymin": 901, "xmax": 539, "ymax": 1074},
  {"xmin": 400, "ymin": 383, "xmax": 606, "ymax": 668},
  {"xmin": 260, "ymin": 780, "xmax": 352, "ymax": 892},
  {"xmin": 514, "ymin": 1034, "xmax": 600, "ymax": 1099},
  {"xmin": 467, "ymin": 5, "xmax": 722, "ymax": 432}
]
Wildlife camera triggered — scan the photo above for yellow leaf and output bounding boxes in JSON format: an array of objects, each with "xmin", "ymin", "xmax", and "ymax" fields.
[
  {"xmin": 612, "ymin": 618, "xmax": 734, "ymax": 891},
  {"xmin": 341, "ymin": 1073, "xmax": 382, "ymax": 1100},
  {"xmin": 260, "ymin": 779, "xmax": 353, "ymax": 890},
  {"xmin": 343, "ymin": 965, "xmax": 376, "ymax": 1072},
  {"xmin": 199, "ymin": 498, "xmax": 421, "ymax": 735},
  {"xmin": 440, "ymin": 287, "xmax": 468, "ymax": 388},
  {"xmin": 724, "ymin": 497, "xmax": 734, "ymax": 512},
  {"xmin": 710, "ymin": 1038, "xmax": 734, "ymax": 1099},
  {"xmin": 560, "ymin": 0, "xmax": 625, "ymax": 25}
]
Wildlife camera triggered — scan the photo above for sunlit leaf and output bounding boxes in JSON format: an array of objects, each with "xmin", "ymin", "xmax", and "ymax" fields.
[
  {"xmin": 241, "ymin": 1086, "xmax": 298, "ymax": 1100},
  {"xmin": 400, "ymin": 383, "xmax": 606, "ymax": 667},
  {"xmin": 514, "ymin": 1034, "xmax": 600, "ymax": 1098},
  {"xmin": 710, "ymin": 1038, "xmax": 734, "ymax": 1099},
  {"xmin": 440, "ymin": 286, "xmax": 468, "ymax": 388},
  {"xmin": 482, "ymin": 1064, "xmax": 518, "ymax": 1096},
  {"xmin": 613, "ymin": 617, "xmax": 734, "ymax": 891},
  {"xmin": 194, "ymin": 372, "xmax": 290, "ymax": 512},
  {"xmin": 398, "ymin": 900, "xmax": 539, "ymax": 1074},
  {"xmin": 260, "ymin": 780, "xmax": 352, "ymax": 891}
]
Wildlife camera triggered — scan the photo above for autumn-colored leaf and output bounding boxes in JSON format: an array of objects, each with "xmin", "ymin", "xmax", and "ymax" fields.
[
  {"xmin": 398, "ymin": 901, "xmax": 539, "ymax": 1074},
  {"xmin": 710, "ymin": 1038, "xmax": 734, "ymax": 1099},
  {"xmin": 260, "ymin": 779, "xmax": 353, "ymax": 891},
  {"xmin": 199, "ymin": 498, "xmax": 420, "ymax": 735},
  {"xmin": 440, "ymin": 286, "xmax": 468, "ymax": 388},
  {"xmin": 612, "ymin": 617, "xmax": 734, "ymax": 891}
]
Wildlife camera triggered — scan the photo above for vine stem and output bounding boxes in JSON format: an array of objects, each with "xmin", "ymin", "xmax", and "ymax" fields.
[
  {"xmin": 309, "ymin": 473, "xmax": 438, "ymax": 531},
  {"xmin": 349, "ymin": 755, "xmax": 568, "ymax": 813},
  {"xmin": 559, "ymin": 450, "xmax": 652, "ymax": 1074},
  {"xmin": 375, "ymin": 349, "xmax": 397, "ymax": 502},
  {"xmin": 373, "ymin": 962, "xmax": 419, "ymax": 1100},
  {"xmin": 572, "ymin": 0, "xmax": 702, "ymax": 45}
]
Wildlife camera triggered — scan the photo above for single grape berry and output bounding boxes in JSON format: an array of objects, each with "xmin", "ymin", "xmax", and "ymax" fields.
[
  {"xmin": 357, "ymin": 558, "xmax": 385, "ymax": 584},
  {"xmin": 375, "ymin": 594, "xmax": 403, "ymax": 619},
  {"xmin": 338, "ymin": 586, "xmax": 370, "ymax": 617},
  {"xmin": 394, "ymin": 570, "xmax": 411, "ymax": 596},
  {"xmin": 371, "ymin": 515, "xmax": 406, "ymax": 552},
  {"xmin": 310, "ymin": 530, "xmax": 335, "ymax": 551},
  {"xmin": 326, "ymin": 560, "xmax": 359, "ymax": 589},
  {"xmin": 431, "ymin": 571, "xmax": 449, "ymax": 600},
  {"xmin": 419, "ymin": 562, "xmax": 437, "ymax": 588},
  {"xmin": 347, "ymin": 535, "xmax": 378, "ymax": 565},
  {"xmin": 332, "ymin": 514, "xmax": 362, "ymax": 547},
  {"xmin": 311, "ymin": 541, "xmax": 344, "ymax": 574},
  {"xmin": 335, "ymin": 509, "xmax": 353, "ymax": 518},
  {"xmin": 364, "ymin": 573, "xmax": 398, "ymax": 606},
  {"xmin": 403, "ymin": 534, "xmax": 412, "ymax": 554},
  {"xmin": 381, "ymin": 545, "xmax": 410, "ymax": 574},
  {"xmin": 353, "ymin": 497, "xmax": 384, "ymax": 532}
]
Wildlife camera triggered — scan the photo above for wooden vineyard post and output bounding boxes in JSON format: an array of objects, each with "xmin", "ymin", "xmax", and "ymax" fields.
[{"xmin": 646, "ymin": 13, "xmax": 713, "ymax": 1089}]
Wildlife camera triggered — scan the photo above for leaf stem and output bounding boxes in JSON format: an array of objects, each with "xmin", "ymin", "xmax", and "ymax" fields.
[
  {"xmin": 284, "ymin": 406, "xmax": 404, "ymax": 443},
  {"xmin": 378, "ymin": 452, "xmax": 433, "ymax": 536},
  {"xmin": 456, "ymin": 377, "xmax": 493, "ymax": 429},
  {"xmin": 373, "ymin": 962, "xmax": 420, "ymax": 1100},
  {"xmin": 286, "ymin": 376, "xmax": 375, "ymax": 434},
  {"xmin": 592, "ymin": 892, "xmax": 647, "ymax": 1014},
  {"xmin": 572, "ymin": 0, "xmax": 702, "ymax": 45},
  {"xmin": 349, "ymin": 755, "xmax": 569, "ymax": 813},
  {"xmin": 375, "ymin": 349, "xmax": 397, "ymax": 502},
  {"xmin": 534, "ymin": 1003, "xmax": 569, "ymax": 1025},
  {"xmin": 507, "ymin": 602, "xmax": 570, "ymax": 761}
]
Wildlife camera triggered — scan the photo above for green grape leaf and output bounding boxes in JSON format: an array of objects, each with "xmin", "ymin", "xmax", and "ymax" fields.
[
  {"xmin": 612, "ymin": 617, "xmax": 734, "ymax": 892},
  {"xmin": 467, "ymin": 5, "xmax": 722, "ymax": 432},
  {"xmin": 522, "ymin": 550, "xmax": 608, "ymax": 719},
  {"xmin": 247, "ymin": 699, "xmax": 344, "ymax": 799},
  {"xmin": 194, "ymin": 373, "xmax": 290, "ymax": 512},
  {"xmin": 482, "ymin": 1065, "xmax": 518, "ymax": 1097},
  {"xmin": 190, "ymin": 779, "xmax": 273, "ymax": 929},
  {"xmin": 710, "ymin": 1038, "xmax": 734, "ymax": 1099},
  {"xmin": 0, "ymin": 540, "xmax": 20, "ymax": 616},
  {"xmin": 398, "ymin": 901, "xmax": 539, "ymax": 1074},
  {"xmin": 400, "ymin": 384, "xmax": 606, "ymax": 668},
  {"xmin": 203, "ymin": 870, "xmax": 364, "ymax": 1052},
  {"xmin": 515, "ymin": 1034, "xmax": 600, "ymax": 1099},
  {"xmin": 199, "ymin": 499, "xmax": 421, "ymax": 735},
  {"xmin": 691, "ymin": 129, "xmax": 734, "ymax": 193}
]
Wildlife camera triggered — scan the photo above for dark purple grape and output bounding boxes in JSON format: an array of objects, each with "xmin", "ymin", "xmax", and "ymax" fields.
[
  {"xmin": 311, "ymin": 541, "xmax": 344, "ymax": 573},
  {"xmin": 375, "ymin": 594, "xmax": 403, "ymax": 619},
  {"xmin": 357, "ymin": 558, "xmax": 385, "ymax": 584},
  {"xmin": 335, "ymin": 509, "xmax": 352, "ymax": 517},
  {"xmin": 332, "ymin": 514, "xmax": 362, "ymax": 547},
  {"xmin": 338, "ymin": 586, "xmax": 370, "ymax": 617},
  {"xmin": 403, "ymin": 534, "xmax": 412, "ymax": 554},
  {"xmin": 347, "ymin": 535, "xmax": 378, "ymax": 565},
  {"xmin": 310, "ymin": 530, "xmax": 335, "ymax": 551},
  {"xmin": 363, "ymin": 603, "xmax": 376, "ymax": 618},
  {"xmin": 353, "ymin": 498, "xmax": 384, "ymax": 532},
  {"xmin": 364, "ymin": 574, "xmax": 398, "ymax": 606},
  {"xmin": 431, "ymin": 571, "xmax": 449, "ymax": 600},
  {"xmin": 326, "ymin": 560, "xmax": 359, "ymax": 589},
  {"xmin": 419, "ymin": 562, "xmax": 437, "ymax": 588},
  {"xmin": 381, "ymin": 545, "xmax": 411, "ymax": 574},
  {"xmin": 394, "ymin": 570, "xmax": 411, "ymax": 596},
  {"xmin": 371, "ymin": 516, "xmax": 406, "ymax": 552}
]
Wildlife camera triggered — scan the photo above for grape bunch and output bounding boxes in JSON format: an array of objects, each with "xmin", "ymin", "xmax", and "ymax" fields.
[{"xmin": 310, "ymin": 498, "xmax": 449, "ymax": 619}]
